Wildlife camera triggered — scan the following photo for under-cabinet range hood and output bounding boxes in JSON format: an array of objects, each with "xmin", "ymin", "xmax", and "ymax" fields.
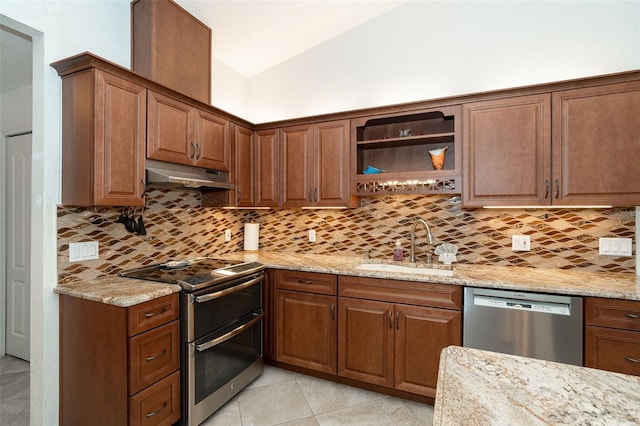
[{"xmin": 145, "ymin": 159, "xmax": 234, "ymax": 190}]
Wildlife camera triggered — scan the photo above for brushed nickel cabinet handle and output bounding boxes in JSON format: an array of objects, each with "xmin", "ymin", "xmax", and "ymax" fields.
[
  {"xmin": 625, "ymin": 312, "xmax": 639, "ymax": 319},
  {"xmin": 297, "ymin": 279, "xmax": 313, "ymax": 285},
  {"xmin": 555, "ymin": 179, "xmax": 560, "ymax": 199},
  {"xmin": 145, "ymin": 349, "xmax": 167, "ymax": 362},
  {"xmin": 544, "ymin": 180, "xmax": 549, "ymax": 199},
  {"xmin": 196, "ymin": 143, "xmax": 202, "ymax": 160},
  {"xmin": 388, "ymin": 311, "xmax": 392, "ymax": 329},
  {"xmin": 396, "ymin": 312, "xmax": 400, "ymax": 330},
  {"xmin": 625, "ymin": 356, "xmax": 640, "ymax": 363},
  {"xmin": 146, "ymin": 402, "xmax": 167, "ymax": 418},
  {"xmin": 331, "ymin": 303, "xmax": 335, "ymax": 320},
  {"xmin": 190, "ymin": 142, "xmax": 197, "ymax": 160},
  {"xmin": 144, "ymin": 307, "xmax": 167, "ymax": 318},
  {"xmin": 314, "ymin": 188, "xmax": 318, "ymax": 203}
]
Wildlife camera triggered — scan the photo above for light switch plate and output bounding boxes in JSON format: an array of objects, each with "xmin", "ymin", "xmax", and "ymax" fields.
[
  {"xmin": 599, "ymin": 237, "xmax": 633, "ymax": 256},
  {"xmin": 69, "ymin": 241, "xmax": 99, "ymax": 262},
  {"xmin": 224, "ymin": 229, "xmax": 231, "ymax": 242},
  {"xmin": 309, "ymin": 229, "xmax": 316, "ymax": 243}
]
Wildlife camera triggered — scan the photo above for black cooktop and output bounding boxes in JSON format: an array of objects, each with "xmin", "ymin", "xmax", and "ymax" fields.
[{"xmin": 119, "ymin": 257, "xmax": 265, "ymax": 292}]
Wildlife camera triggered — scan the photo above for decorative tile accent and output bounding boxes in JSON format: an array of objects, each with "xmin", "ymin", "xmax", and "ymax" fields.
[{"xmin": 57, "ymin": 188, "xmax": 636, "ymax": 283}]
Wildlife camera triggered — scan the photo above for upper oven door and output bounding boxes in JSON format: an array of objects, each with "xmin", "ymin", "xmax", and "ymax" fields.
[{"xmin": 183, "ymin": 272, "xmax": 263, "ymax": 342}]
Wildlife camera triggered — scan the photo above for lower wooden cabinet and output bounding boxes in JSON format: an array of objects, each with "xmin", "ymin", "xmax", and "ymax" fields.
[
  {"xmin": 275, "ymin": 270, "xmax": 337, "ymax": 374},
  {"xmin": 338, "ymin": 294, "xmax": 461, "ymax": 398},
  {"xmin": 585, "ymin": 297, "xmax": 640, "ymax": 376},
  {"xmin": 59, "ymin": 293, "xmax": 181, "ymax": 426}
]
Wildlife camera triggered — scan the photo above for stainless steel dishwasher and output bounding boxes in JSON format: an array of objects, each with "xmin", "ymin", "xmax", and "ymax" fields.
[{"xmin": 463, "ymin": 287, "xmax": 583, "ymax": 365}]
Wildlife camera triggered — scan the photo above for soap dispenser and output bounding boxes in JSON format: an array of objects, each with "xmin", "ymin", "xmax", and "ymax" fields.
[{"xmin": 393, "ymin": 240, "xmax": 404, "ymax": 261}]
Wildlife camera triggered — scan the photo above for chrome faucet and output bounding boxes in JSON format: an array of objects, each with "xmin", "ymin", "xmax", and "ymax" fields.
[{"xmin": 410, "ymin": 218, "xmax": 436, "ymax": 264}]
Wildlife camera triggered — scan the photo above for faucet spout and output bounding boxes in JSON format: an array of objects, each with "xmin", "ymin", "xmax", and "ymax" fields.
[{"xmin": 409, "ymin": 218, "xmax": 436, "ymax": 263}]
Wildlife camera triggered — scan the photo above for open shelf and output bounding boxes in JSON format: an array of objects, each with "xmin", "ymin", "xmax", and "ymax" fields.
[{"xmin": 351, "ymin": 106, "xmax": 461, "ymax": 196}]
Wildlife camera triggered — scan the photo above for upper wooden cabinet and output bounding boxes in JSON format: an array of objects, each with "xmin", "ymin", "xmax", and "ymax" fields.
[
  {"xmin": 462, "ymin": 94, "xmax": 551, "ymax": 207},
  {"xmin": 281, "ymin": 119, "xmax": 352, "ymax": 208},
  {"xmin": 131, "ymin": 0, "xmax": 211, "ymax": 104},
  {"xmin": 255, "ymin": 129, "xmax": 281, "ymax": 207},
  {"xmin": 232, "ymin": 124, "xmax": 255, "ymax": 207},
  {"xmin": 147, "ymin": 90, "xmax": 229, "ymax": 171},
  {"xmin": 56, "ymin": 67, "xmax": 146, "ymax": 206},
  {"xmin": 463, "ymin": 80, "xmax": 640, "ymax": 207}
]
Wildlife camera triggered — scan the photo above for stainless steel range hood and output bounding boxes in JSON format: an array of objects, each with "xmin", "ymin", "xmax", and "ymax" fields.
[{"xmin": 146, "ymin": 159, "xmax": 234, "ymax": 190}]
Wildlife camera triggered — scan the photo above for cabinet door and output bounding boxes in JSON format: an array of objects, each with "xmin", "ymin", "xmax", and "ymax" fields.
[
  {"xmin": 280, "ymin": 124, "xmax": 314, "ymax": 207},
  {"xmin": 585, "ymin": 326, "xmax": 640, "ymax": 376},
  {"xmin": 338, "ymin": 298, "xmax": 394, "ymax": 388},
  {"xmin": 315, "ymin": 120, "xmax": 351, "ymax": 207},
  {"xmin": 462, "ymin": 94, "xmax": 551, "ymax": 207},
  {"xmin": 147, "ymin": 91, "xmax": 194, "ymax": 166},
  {"xmin": 394, "ymin": 304, "xmax": 461, "ymax": 398},
  {"xmin": 552, "ymin": 81, "xmax": 640, "ymax": 206},
  {"xmin": 255, "ymin": 129, "xmax": 280, "ymax": 207},
  {"xmin": 195, "ymin": 109, "xmax": 229, "ymax": 171},
  {"xmin": 233, "ymin": 125, "xmax": 255, "ymax": 207},
  {"xmin": 276, "ymin": 290, "xmax": 337, "ymax": 374},
  {"xmin": 94, "ymin": 70, "xmax": 147, "ymax": 206}
]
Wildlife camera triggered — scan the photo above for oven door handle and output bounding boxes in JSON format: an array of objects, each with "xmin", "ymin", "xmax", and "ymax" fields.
[
  {"xmin": 193, "ymin": 275, "xmax": 262, "ymax": 303},
  {"xmin": 195, "ymin": 312, "xmax": 263, "ymax": 352}
]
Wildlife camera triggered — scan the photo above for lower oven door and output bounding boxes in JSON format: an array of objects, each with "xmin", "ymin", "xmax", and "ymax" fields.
[{"xmin": 187, "ymin": 310, "xmax": 264, "ymax": 425}]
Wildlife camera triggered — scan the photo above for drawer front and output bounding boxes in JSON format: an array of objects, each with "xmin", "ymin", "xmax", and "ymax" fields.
[
  {"xmin": 585, "ymin": 326, "xmax": 640, "ymax": 376},
  {"xmin": 128, "ymin": 293, "xmax": 179, "ymax": 337},
  {"xmin": 129, "ymin": 370, "xmax": 181, "ymax": 426},
  {"xmin": 585, "ymin": 297, "xmax": 640, "ymax": 331},
  {"xmin": 129, "ymin": 320, "xmax": 180, "ymax": 395},
  {"xmin": 276, "ymin": 270, "xmax": 337, "ymax": 295},
  {"xmin": 338, "ymin": 275, "xmax": 462, "ymax": 310}
]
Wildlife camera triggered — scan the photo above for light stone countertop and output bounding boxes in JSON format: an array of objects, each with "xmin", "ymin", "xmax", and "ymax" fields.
[
  {"xmin": 433, "ymin": 346, "xmax": 640, "ymax": 425},
  {"xmin": 54, "ymin": 251, "xmax": 640, "ymax": 307}
]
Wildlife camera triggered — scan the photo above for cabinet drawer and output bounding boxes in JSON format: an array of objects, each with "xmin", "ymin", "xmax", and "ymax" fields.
[
  {"xmin": 129, "ymin": 320, "xmax": 180, "ymax": 395},
  {"xmin": 339, "ymin": 275, "xmax": 462, "ymax": 310},
  {"xmin": 276, "ymin": 270, "xmax": 337, "ymax": 295},
  {"xmin": 129, "ymin": 370, "xmax": 181, "ymax": 426},
  {"xmin": 585, "ymin": 326, "xmax": 640, "ymax": 376},
  {"xmin": 585, "ymin": 297, "xmax": 640, "ymax": 331},
  {"xmin": 128, "ymin": 294, "xmax": 179, "ymax": 337}
]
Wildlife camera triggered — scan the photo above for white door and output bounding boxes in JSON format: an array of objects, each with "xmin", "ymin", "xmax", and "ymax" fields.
[{"xmin": 5, "ymin": 133, "xmax": 31, "ymax": 361}]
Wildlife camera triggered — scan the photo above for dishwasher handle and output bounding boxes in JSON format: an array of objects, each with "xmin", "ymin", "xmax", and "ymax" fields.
[{"xmin": 473, "ymin": 294, "xmax": 571, "ymax": 315}]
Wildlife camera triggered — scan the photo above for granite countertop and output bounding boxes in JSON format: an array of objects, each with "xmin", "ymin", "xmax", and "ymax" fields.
[
  {"xmin": 433, "ymin": 346, "xmax": 640, "ymax": 425},
  {"xmin": 54, "ymin": 251, "xmax": 640, "ymax": 307}
]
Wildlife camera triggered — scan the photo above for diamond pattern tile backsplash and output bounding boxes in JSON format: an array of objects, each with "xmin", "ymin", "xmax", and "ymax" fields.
[{"xmin": 57, "ymin": 187, "xmax": 636, "ymax": 283}]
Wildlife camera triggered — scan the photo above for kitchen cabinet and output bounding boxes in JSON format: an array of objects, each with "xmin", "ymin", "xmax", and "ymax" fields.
[
  {"xmin": 463, "ymin": 80, "xmax": 640, "ymax": 207},
  {"xmin": 60, "ymin": 293, "xmax": 181, "ymax": 426},
  {"xmin": 232, "ymin": 124, "xmax": 255, "ymax": 207},
  {"xmin": 131, "ymin": 0, "xmax": 211, "ymax": 104},
  {"xmin": 585, "ymin": 297, "xmax": 640, "ymax": 377},
  {"xmin": 275, "ymin": 270, "xmax": 337, "ymax": 374},
  {"xmin": 255, "ymin": 129, "xmax": 281, "ymax": 207},
  {"xmin": 338, "ymin": 275, "xmax": 461, "ymax": 398},
  {"xmin": 352, "ymin": 106, "xmax": 461, "ymax": 196},
  {"xmin": 54, "ymin": 66, "xmax": 146, "ymax": 206},
  {"xmin": 147, "ymin": 90, "xmax": 229, "ymax": 171},
  {"xmin": 281, "ymin": 119, "xmax": 352, "ymax": 207}
]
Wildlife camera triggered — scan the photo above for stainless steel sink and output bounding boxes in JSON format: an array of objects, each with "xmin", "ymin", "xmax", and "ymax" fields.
[{"xmin": 354, "ymin": 262, "xmax": 454, "ymax": 277}]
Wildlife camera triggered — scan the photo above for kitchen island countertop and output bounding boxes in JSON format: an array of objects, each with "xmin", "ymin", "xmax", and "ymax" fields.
[
  {"xmin": 55, "ymin": 251, "xmax": 640, "ymax": 306},
  {"xmin": 433, "ymin": 345, "xmax": 640, "ymax": 425}
]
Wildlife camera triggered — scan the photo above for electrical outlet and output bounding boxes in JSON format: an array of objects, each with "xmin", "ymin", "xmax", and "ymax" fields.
[
  {"xmin": 69, "ymin": 241, "xmax": 99, "ymax": 262},
  {"xmin": 308, "ymin": 229, "xmax": 316, "ymax": 243},
  {"xmin": 599, "ymin": 237, "xmax": 632, "ymax": 256},
  {"xmin": 512, "ymin": 235, "xmax": 531, "ymax": 252},
  {"xmin": 224, "ymin": 229, "xmax": 231, "ymax": 242}
]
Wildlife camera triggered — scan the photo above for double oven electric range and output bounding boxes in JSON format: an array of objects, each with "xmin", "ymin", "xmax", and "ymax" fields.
[{"xmin": 120, "ymin": 258, "xmax": 265, "ymax": 426}]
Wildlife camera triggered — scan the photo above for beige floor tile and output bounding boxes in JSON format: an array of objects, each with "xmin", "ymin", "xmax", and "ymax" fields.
[
  {"xmin": 238, "ymin": 380, "xmax": 313, "ymax": 426},
  {"xmin": 278, "ymin": 416, "xmax": 320, "ymax": 426},
  {"xmin": 315, "ymin": 401, "xmax": 394, "ymax": 426},
  {"xmin": 247, "ymin": 365, "xmax": 302, "ymax": 389},
  {"xmin": 200, "ymin": 399, "xmax": 242, "ymax": 425},
  {"xmin": 376, "ymin": 396, "xmax": 434, "ymax": 425},
  {"xmin": 296, "ymin": 374, "xmax": 380, "ymax": 415}
]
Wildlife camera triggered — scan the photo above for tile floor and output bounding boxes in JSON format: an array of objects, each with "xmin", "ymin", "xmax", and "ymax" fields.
[
  {"xmin": 0, "ymin": 355, "xmax": 30, "ymax": 426},
  {"xmin": 0, "ymin": 358, "xmax": 433, "ymax": 426},
  {"xmin": 201, "ymin": 366, "xmax": 435, "ymax": 426}
]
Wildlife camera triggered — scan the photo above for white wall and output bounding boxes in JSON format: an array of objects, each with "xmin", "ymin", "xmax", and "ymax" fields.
[
  {"xmin": 247, "ymin": 0, "xmax": 640, "ymax": 123},
  {"xmin": 1, "ymin": 2, "xmax": 131, "ymax": 424}
]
